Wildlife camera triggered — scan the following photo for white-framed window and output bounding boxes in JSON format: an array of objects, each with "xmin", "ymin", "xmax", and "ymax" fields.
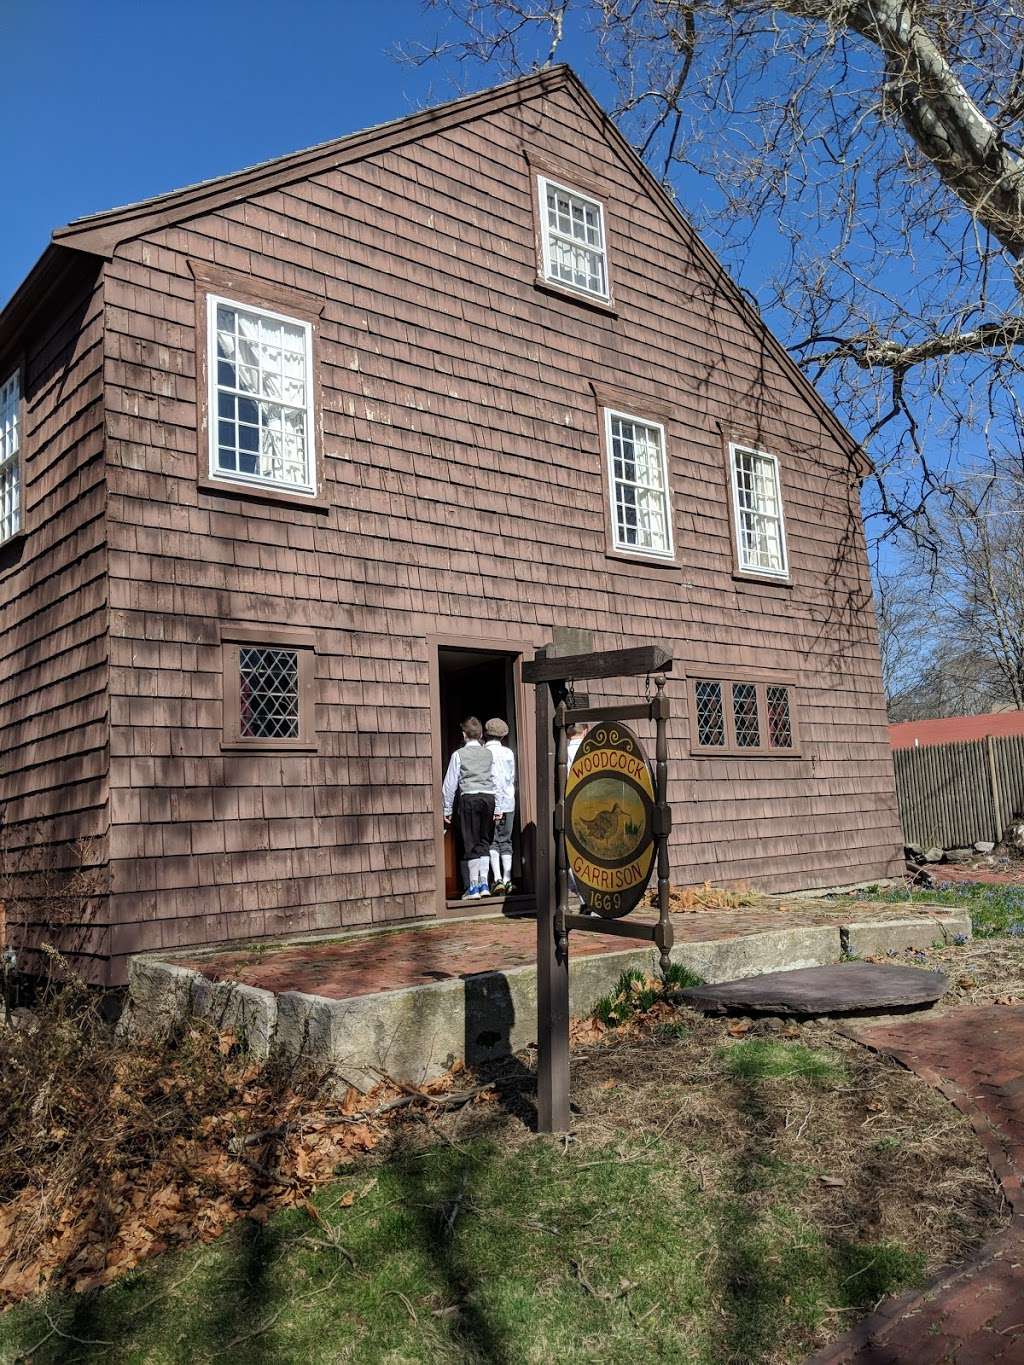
[
  {"xmin": 604, "ymin": 409, "xmax": 673, "ymax": 559},
  {"xmin": 538, "ymin": 176, "xmax": 609, "ymax": 301},
  {"xmin": 0, "ymin": 369, "xmax": 21, "ymax": 545},
  {"xmin": 730, "ymin": 443, "xmax": 788, "ymax": 577},
  {"xmin": 208, "ymin": 294, "xmax": 316, "ymax": 497}
]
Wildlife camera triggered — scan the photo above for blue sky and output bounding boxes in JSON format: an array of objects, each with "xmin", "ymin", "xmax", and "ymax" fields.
[{"xmin": 1, "ymin": 0, "xmax": 622, "ymax": 304}]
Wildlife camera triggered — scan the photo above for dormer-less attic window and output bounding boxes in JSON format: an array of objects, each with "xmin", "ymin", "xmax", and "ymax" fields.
[
  {"xmin": 208, "ymin": 295, "xmax": 316, "ymax": 497},
  {"xmin": 0, "ymin": 370, "xmax": 22, "ymax": 545},
  {"xmin": 538, "ymin": 176, "xmax": 609, "ymax": 301}
]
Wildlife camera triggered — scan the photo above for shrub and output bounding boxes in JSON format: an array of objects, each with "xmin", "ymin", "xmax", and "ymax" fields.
[{"xmin": 592, "ymin": 962, "xmax": 705, "ymax": 1028}]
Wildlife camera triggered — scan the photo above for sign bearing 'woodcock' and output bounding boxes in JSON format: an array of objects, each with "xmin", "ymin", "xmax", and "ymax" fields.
[{"xmin": 565, "ymin": 722, "xmax": 657, "ymax": 917}]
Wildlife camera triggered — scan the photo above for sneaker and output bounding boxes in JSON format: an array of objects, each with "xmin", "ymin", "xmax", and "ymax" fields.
[{"xmin": 462, "ymin": 884, "xmax": 483, "ymax": 900}]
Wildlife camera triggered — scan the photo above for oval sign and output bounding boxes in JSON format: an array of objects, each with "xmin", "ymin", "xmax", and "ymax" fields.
[{"xmin": 564, "ymin": 722, "xmax": 656, "ymax": 918}]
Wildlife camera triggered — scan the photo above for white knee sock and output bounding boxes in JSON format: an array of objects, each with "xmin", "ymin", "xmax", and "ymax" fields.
[
  {"xmin": 472, "ymin": 857, "xmax": 488, "ymax": 888},
  {"xmin": 501, "ymin": 853, "xmax": 512, "ymax": 881},
  {"xmin": 489, "ymin": 850, "xmax": 501, "ymax": 883}
]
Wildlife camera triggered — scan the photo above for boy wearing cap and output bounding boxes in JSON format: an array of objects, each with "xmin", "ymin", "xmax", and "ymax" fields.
[
  {"xmin": 442, "ymin": 716, "xmax": 496, "ymax": 899},
  {"xmin": 485, "ymin": 717, "xmax": 516, "ymax": 894}
]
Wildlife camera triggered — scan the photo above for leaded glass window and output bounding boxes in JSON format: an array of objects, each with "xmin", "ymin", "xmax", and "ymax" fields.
[
  {"xmin": 731, "ymin": 445, "xmax": 788, "ymax": 576},
  {"xmin": 539, "ymin": 177, "xmax": 609, "ymax": 299},
  {"xmin": 209, "ymin": 296, "xmax": 315, "ymax": 496},
  {"xmin": 239, "ymin": 647, "xmax": 300, "ymax": 740},
  {"xmin": 767, "ymin": 685, "xmax": 793, "ymax": 748},
  {"xmin": 606, "ymin": 411, "xmax": 673, "ymax": 558},
  {"xmin": 0, "ymin": 370, "xmax": 21, "ymax": 544},
  {"xmin": 695, "ymin": 680, "xmax": 725, "ymax": 747},
  {"xmin": 732, "ymin": 683, "xmax": 760, "ymax": 748}
]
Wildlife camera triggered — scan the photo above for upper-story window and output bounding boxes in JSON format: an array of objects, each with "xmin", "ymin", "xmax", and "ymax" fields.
[
  {"xmin": 0, "ymin": 369, "xmax": 21, "ymax": 545},
  {"xmin": 208, "ymin": 295, "xmax": 316, "ymax": 497},
  {"xmin": 605, "ymin": 409, "xmax": 673, "ymax": 559},
  {"xmin": 538, "ymin": 176, "xmax": 609, "ymax": 301},
  {"xmin": 730, "ymin": 443, "xmax": 788, "ymax": 578}
]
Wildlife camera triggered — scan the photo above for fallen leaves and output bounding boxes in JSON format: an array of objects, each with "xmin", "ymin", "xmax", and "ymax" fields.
[
  {"xmin": 654, "ymin": 881, "xmax": 763, "ymax": 913},
  {"xmin": 0, "ymin": 1001, "xmax": 386, "ymax": 1309},
  {"xmin": 570, "ymin": 1016, "xmax": 607, "ymax": 1046}
]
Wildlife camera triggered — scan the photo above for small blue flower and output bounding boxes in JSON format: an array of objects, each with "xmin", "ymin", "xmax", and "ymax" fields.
[
  {"xmin": 1008, "ymin": 922, "xmax": 1024, "ymax": 937},
  {"xmin": 953, "ymin": 933, "xmax": 968, "ymax": 946}
]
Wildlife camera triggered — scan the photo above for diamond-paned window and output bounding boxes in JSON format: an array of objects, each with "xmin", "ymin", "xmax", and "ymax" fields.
[
  {"xmin": 695, "ymin": 680, "xmax": 725, "ymax": 747},
  {"xmin": 239, "ymin": 647, "xmax": 300, "ymax": 740},
  {"xmin": 539, "ymin": 177, "xmax": 609, "ymax": 300},
  {"xmin": 731, "ymin": 445, "xmax": 788, "ymax": 577},
  {"xmin": 692, "ymin": 676, "xmax": 797, "ymax": 754},
  {"xmin": 767, "ymin": 685, "xmax": 793, "ymax": 748},
  {"xmin": 732, "ymin": 683, "xmax": 761, "ymax": 748},
  {"xmin": 209, "ymin": 296, "xmax": 315, "ymax": 496},
  {"xmin": 0, "ymin": 370, "xmax": 21, "ymax": 544},
  {"xmin": 606, "ymin": 410, "xmax": 673, "ymax": 558}
]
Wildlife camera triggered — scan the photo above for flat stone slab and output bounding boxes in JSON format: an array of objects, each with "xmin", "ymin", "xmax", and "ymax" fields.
[{"xmin": 680, "ymin": 962, "xmax": 947, "ymax": 1017}]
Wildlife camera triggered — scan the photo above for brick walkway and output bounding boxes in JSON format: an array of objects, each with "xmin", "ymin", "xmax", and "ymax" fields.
[
  {"xmin": 810, "ymin": 1004, "xmax": 1024, "ymax": 1364},
  {"xmin": 169, "ymin": 896, "xmax": 945, "ymax": 1000}
]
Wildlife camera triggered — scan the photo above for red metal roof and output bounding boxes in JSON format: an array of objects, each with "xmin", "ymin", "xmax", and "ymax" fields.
[{"xmin": 889, "ymin": 711, "xmax": 1024, "ymax": 749}]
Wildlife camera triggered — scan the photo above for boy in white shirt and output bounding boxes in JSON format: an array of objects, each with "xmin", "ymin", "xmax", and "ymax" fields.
[
  {"xmin": 442, "ymin": 716, "xmax": 496, "ymax": 899},
  {"xmin": 484, "ymin": 717, "xmax": 516, "ymax": 894}
]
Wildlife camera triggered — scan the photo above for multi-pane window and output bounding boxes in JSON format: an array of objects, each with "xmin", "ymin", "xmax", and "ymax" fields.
[
  {"xmin": 732, "ymin": 683, "xmax": 760, "ymax": 748},
  {"xmin": 208, "ymin": 295, "xmax": 315, "ymax": 496},
  {"xmin": 539, "ymin": 177, "xmax": 609, "ymax": 300},
  {"xmin": 239, "ymin": 647, "xmax": 300, "ymax": 740},
  {"xmin": 690, "ymin": 677, "xmax": 797, "ymax": 754},
  {"xmin": 221, "ymin": 629, "xmax": 316, "ymax": 750},
  {"xmin": 731, "ymin": 444, "xmax": 788, "ymax": 577},
  {"xmin": 0, "ymin": 370, "xmax": 21, "ymax": 544},
  {"xmin": 766, "ymin": 685, "xmax": 793, "ymax": 748},
  {"xmin": 694, "ymin": 680, "xmax": 725, "ymax": 747},
  {"xmin": 605, "ymin": 410, "xmax": 673, "ymax": 558}
]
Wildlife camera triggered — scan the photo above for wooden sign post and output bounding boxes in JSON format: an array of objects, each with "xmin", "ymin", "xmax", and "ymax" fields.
[{"xmin": 523, "ymin": 644, "xmax": 674, "ymax": 1135}]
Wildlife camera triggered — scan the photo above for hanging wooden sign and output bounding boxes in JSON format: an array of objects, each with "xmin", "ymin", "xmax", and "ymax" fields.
[{"xmin": 564, "ymin": 722, "xmax": 656, "ymax": 917}]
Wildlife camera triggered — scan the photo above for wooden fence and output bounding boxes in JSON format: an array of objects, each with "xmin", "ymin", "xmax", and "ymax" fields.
[{"xmin": 893, "ymin": 735, "xmax": 1024, "ymax": 850}]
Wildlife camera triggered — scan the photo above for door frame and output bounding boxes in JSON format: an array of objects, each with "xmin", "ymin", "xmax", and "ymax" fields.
[{"xmin": 427, "ymin": 631, "xmax": 540, "ymax": 918}]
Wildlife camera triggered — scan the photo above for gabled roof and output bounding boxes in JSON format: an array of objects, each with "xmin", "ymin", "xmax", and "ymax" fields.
[{"xmin": 4, "ymin": 64, "xmax": 868, "ymax": 473}]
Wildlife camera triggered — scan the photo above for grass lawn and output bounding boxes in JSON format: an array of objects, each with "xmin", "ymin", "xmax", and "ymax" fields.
[{"xmin": 0, "ymin": 1002, "xmax": 1003, "ymax": 1365}]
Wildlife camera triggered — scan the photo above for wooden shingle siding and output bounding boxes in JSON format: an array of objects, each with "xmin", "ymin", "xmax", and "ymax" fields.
[
  {"xmin": 0, "ymin": 259, "xmax": 110, "ymax": 976},
  {"xmin": 88, "ymin": 80, "xmax": 901, "ymax": 978}
]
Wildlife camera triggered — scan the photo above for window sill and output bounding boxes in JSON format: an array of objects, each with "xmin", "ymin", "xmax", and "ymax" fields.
[
  {"xmin": 533, "ymin": 277, "xmax": 618, "ymax": 317},
  {"xmin": 731, "ymin": 569, "xmax": 793, "ymax": 589},
  {"xmin": 221, "ymin": 740, "xmax": 319, "ymax": 753},
  {"xmin": 198, "ymin": 476, "xmax": 332, "ymax": 514},
  {"xmin": 605, "ymin": 549, "xmax": 681, "ymax": 575},
  {"xmin": 0, "ymin": 529, "xmax": 28, "ymax": 567},
  {"xmin": 691, "ymin": 747, "xmax": 803, "ymax": 760}
]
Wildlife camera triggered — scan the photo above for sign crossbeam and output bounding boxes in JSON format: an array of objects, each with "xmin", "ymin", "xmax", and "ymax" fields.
[
  {"xmin": 562, "ymin": 702, "xmax": 652, "ymax": 724},
  {"xmin": 523, "ymin": 644, "xmax": 672, "ymax": 685},
  {"xmin": 561, "ymin": 913, "xmax": 661, "ymax": 942}
]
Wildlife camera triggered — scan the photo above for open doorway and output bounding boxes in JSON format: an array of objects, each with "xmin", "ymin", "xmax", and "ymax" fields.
[{"xmin": 434, "ymin": 642, "xmax": 532, "ymax": 913}]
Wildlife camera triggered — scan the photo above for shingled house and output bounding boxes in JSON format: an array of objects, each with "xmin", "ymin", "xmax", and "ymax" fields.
[{"xmin": 0, "ymin": 67, "xmax": 904, "ymax": 985}]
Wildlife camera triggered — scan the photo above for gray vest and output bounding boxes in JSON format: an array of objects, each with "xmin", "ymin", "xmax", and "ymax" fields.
[{"xmin": 459, "ymin": 744, "xmax": 495, "ymax": 795}]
